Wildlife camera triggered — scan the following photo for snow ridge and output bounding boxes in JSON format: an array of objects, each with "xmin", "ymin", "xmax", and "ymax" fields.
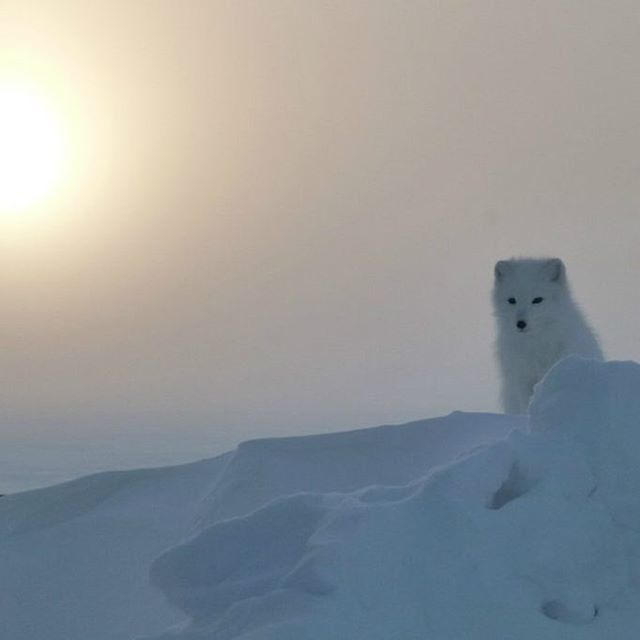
[{"xmin": 147, "ymin": 358, "xmax": 640, "ymax": 640}]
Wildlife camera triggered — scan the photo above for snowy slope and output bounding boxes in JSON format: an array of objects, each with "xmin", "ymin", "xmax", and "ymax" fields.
[
  {"xmin": 4, "ymin": 358, "xmax": 640, "ymax": 640},
  {"xmin": 0, "ymin": 408, "xmax": 517, "ymax": 640},
  {"xmin": 147, "ymin": 358, "xmax": 640, "ymax": 640},
  {"xmin": 0, "ymin": 455, "xmax": 232, "ymax": 640}
]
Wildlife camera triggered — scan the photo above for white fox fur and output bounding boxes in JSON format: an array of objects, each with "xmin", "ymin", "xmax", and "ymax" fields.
[{"xmin": 493, "ymin": 258, "xmax": 603, "ymax": 414}]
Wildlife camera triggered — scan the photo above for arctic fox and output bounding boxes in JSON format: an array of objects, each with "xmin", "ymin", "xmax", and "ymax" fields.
[{"xmin": 493, "ymin": 257, "xmax": 603, "ymax": 414}]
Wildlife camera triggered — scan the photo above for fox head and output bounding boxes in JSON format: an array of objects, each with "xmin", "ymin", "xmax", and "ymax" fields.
[{"xmin": 493, "ymin": 258, "xmax": 568, "ymax": 334}]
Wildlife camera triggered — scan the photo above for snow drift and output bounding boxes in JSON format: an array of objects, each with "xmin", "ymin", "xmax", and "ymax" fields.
[
  {"xmin": 148, "ymin": 358, "xmax": 640, "ymax": 640},
  {"xmin": 0, "ymin": 403, "xmax": 516, "ymax": 640},
  {"xmin": 2, "ymin": 358, "xmax": 640, "ymax": 640}
]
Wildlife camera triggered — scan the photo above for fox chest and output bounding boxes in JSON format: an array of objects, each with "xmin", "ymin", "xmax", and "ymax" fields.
[{"xmin": 512, "ymin": 335, "xmax": 565, "ymax": 383}]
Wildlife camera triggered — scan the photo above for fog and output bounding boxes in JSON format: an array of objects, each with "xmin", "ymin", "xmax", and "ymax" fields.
[{"xmin": 3, "ymin": 2, "xmax": 640, "ymax": 474}]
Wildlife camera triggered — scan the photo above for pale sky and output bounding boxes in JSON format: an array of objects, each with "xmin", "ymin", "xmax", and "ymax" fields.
[{"xmin": 3, "ymin": 1, "xmax": 640, "ymax": 451}]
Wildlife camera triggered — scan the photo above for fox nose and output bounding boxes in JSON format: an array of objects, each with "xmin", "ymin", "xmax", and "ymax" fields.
[{"xmin": 517, "ymin": 320, "xmax": 527, "ymax": 330}]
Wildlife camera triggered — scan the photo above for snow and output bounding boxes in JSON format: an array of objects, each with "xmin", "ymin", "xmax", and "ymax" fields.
[{"xmin": 3, "ymin": 358, "xmax": 640, "ymax": 639}]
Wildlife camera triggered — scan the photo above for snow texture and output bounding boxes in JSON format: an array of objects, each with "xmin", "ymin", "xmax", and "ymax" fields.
[
  {"xmin": 4, "ymin": 358, "xmax": 640, "ymax": 639},
  {"xmin": 0, "ymin": 409, "xmax": 515, "ymax": 640}
]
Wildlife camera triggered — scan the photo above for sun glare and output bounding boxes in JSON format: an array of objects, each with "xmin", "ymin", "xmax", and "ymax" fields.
[{"xmin": 0, "ymin": 84, "xmax": 68, "ymax": 216}]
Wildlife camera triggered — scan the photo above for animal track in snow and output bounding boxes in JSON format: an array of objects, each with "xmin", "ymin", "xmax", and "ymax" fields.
[{"xmin": 541, "ymin": 599, "xmax": 598, "ymax": 625}]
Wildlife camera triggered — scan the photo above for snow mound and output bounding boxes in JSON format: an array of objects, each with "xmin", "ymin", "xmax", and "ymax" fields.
[
  {"xmin": 148, "ymin": 358, "xmax": 640, "ymax": 640},
  {"xmin": 0, "ymin": 408, "xmax": 516, "ymax": 640},
  {"xmin": 191, "ymin": 411, "xmax": 521, "ymax": 528}
]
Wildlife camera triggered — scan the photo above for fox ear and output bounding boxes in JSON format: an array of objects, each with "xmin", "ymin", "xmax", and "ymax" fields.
[
  {"xmin": 494, "ymin": 260, "xmax": 510, "ymax": 281},
  {"xmin": 544, "ymin": 258, "xmax": 565, "ymax": 282}
]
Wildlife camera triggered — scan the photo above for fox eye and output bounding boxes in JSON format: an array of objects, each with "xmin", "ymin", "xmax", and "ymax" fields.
[
  {"xmin": 507, "ymin": 297, "xmax": 516, "ymax": 305},
  {"xmin": 532, "ymin": 297, "xmax": 544, "ymax": 304}
]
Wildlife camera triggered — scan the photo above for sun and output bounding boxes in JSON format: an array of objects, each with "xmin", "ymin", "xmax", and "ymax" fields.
[{"xmin": 0, "ymin": 84, "xmax": 68, "ymax": 216}]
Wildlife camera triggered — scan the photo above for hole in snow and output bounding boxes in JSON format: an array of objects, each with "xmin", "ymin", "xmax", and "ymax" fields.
[
  {"xmin": 487, "ymin": 463, "xmax": 531, "ymax": 510},
  {"xmin": 541, "ymin": 600, "xmax": 598, "ymax": 625}
]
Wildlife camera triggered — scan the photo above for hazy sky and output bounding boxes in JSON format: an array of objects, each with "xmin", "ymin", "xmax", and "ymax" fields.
[{"xmin": 3, "ymin": 1, "xmax": 640, "ymax": 451}]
